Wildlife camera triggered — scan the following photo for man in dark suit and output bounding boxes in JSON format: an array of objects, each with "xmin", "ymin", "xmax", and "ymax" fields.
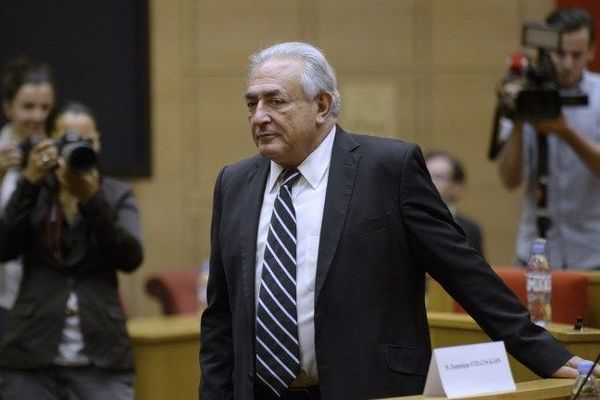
[
  {"xmin": 425, "ymin": 150, "xmax": 484, "ymax": 254},
  {"xmin": 200, "ymin": 42, "xmax": 592, "ymax": 400}
]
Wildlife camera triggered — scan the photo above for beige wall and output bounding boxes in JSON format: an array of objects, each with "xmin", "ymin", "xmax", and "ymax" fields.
[{"xmin": 122, "ymin": 0, "xmax": 555, "ymax": 317}]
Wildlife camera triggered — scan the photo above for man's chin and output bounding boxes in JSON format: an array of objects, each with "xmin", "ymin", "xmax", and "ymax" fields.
[
  {"xmin": 257, "ymin": 144, "xmax": 283, "ymax": 160},
  {"xmin": 558, "ymin": 75, "xmax": 582, "ymax": 88}
]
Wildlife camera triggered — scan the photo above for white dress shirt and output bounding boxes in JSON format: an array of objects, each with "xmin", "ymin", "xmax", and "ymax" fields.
[{"xmin": 255, "ymin": 125, "xmax": 335, "ymax": 383}]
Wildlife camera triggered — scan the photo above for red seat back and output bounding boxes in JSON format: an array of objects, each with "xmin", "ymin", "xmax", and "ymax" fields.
[
  {"xmin": 453, "ymin": 267, "xmax": 588, "ymax": 325},
  {"xmin": 145, "ymin": 268, "xmax": 202, "ymax": 315}
]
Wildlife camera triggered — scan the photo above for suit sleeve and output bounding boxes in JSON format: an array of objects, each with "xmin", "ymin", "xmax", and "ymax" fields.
[
  {"xmin": 200, "ymin": 167, "xmax": 234, "ymax": 399},
  {"xmin": 397, "ymin": 144, "xmax": 572, "ymax": 378}
]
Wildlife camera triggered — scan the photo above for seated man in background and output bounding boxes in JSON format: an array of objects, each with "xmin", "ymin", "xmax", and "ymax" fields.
[
  {"xmin": 0, "ymin": 101, "xmax": 143, "ymax": 400},
  {"xmin": 425, "ymin": 150, "xmax": 484, "ymax": 254}
]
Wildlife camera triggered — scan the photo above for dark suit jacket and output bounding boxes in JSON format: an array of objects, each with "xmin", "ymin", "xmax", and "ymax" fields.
[
  {"xmin": 0, "ymin": 176, "xmax": 143, "ymax": 371},
  {"xmin": 200, "ymin": 127, "xmax": 571, "ymax": 400},
  {"xmin": 455, "ymin": 214, "xmax": 483, "ymax": 255}
]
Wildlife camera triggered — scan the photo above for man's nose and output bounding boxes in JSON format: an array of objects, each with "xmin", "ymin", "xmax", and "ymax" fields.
[
  {"xmin": 560, "ymin": 54, "xmax": 575, "ymax": 69},
  {"xmin": 251, "ymin": 101, "xmax": 271, "ymax": 125}
]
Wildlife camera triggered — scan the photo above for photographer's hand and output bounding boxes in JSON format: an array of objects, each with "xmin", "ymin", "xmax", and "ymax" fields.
[
  {"xmin": 22, "ymin": 139, "xmax": 58, "ymax": 184},
  {"xmin": 55, "ymin": 159, "xmax": 100, "ymax": 203},
  {"xmin": 532, "ymin": 114, "xmax": 570, "ymax": 137},
  {"xmin": 533, "ymin": 113, "xmax": 600, "ymax": 177},
  {"xmin": 498, "ymin": 77, "xmax": 526, "ymax": 114}
]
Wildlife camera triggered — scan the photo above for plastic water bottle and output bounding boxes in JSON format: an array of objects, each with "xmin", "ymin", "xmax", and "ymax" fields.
[
  {"xmin": 572, "ymin": 361, "xmax": 600, "ymax": 399},
  {"xmin": 526, "ymin": 238, "xmax": 551, "ymax": 326}
]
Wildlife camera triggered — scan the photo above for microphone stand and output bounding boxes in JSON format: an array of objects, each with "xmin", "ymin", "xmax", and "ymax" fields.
[{"xmin": 535, "ymin": 133, "xmax": 551, "ymax": 238}]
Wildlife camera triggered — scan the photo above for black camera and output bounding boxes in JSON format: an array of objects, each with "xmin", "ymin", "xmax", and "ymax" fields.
[
  {"xmin": 19, "ymin": 131, "xmax": 98, "ymax": 173},
  {"xmin": 504, "ymin": 22, "xmax": 588, "ymax": 120},
  {"xmin": 488, "ymin": 22, "xmax": 589, "ymax": 160}
]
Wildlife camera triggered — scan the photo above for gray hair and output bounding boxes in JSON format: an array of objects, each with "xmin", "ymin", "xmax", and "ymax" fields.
[{"xmin": 248, "ymin": 42, "xmax": 341, "ymax": 117}]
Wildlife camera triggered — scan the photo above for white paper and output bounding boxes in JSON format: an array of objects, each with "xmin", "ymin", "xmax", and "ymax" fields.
[{"xmin": 423, "ymin": 341, "xmax": 516, "ymax": 399}]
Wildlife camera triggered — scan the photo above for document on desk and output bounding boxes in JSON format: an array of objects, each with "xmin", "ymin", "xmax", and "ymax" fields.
[{"xmin": 423, "ymin": 341, "xmax": 516, "ymax": 399}]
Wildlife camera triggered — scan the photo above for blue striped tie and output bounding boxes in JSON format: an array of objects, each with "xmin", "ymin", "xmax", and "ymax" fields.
[{"xmin": 256, "ymin": 168, "xmax": 301, "ymax": 396}]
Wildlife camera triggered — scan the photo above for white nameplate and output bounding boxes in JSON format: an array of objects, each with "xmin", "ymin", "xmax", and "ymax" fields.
[{"xmin": 423, "ymin": 341, "xmax": 516, "ymax": 399}]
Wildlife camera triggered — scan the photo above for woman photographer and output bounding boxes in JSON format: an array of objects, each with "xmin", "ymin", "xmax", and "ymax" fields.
[
  {"xmin": 0, "ymin": 101, "xmax": 143, "ymax": 400},
  {"xmin": 0, "ymin": 57, "xmax": 55, "ymax": 343}
]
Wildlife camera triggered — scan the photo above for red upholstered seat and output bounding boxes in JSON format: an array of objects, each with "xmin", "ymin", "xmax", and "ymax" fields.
[
  {"xmin": 452, "ymin": 267, "xmax": 589, "ymax": 325},
  {"xmin": 145, "ymin": 268, "xmax": 203, "ymax": 315}
]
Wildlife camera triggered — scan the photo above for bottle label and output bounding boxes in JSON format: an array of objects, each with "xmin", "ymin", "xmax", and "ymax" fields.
[{"xmin": 526, "ymin": 274, "xmax": 551, "ymax": 292}]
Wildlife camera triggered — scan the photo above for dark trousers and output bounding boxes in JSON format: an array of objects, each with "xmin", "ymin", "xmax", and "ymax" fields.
[
  {"xmin": 255, "ymin": 383, "xmax": 321, "ymax": 400},
  {"xmin": 0, "ymin": 366, "xmax": 134, "ymax": 400}
]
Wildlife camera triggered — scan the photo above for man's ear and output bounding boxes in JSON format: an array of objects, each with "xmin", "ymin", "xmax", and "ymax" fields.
[{"xmin": 315, "ymin": 91, "xmax": 334, "ymax": 124}]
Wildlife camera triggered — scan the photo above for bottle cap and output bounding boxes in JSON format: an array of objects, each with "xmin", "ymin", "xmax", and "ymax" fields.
[
  {"xmin": 530, "ymin": 238, "xmax": 547, "ymax": 255},
  {"xmin": 577, "ymin": 360, "xmax": 594, "ymax": 374}
]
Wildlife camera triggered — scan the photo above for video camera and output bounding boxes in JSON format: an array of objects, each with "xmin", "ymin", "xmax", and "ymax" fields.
[
  {"xmin": 501, "ymin": 22, "xmax": 588, "ymax": 121},
  {"xmin": 20, "ymin": 131, "xmax": 98, "ymax": 173},
  {"xmin": 488, "ymin": 21, "xmax": 589, "ymax": 160},
  {"xmin": 515, "ymin": 22, "xmax": 588, "ymax": 121}
]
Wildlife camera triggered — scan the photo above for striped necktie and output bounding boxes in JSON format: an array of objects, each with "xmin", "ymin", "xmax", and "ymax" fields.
[{"xmin": 255, "ymin": 168, "xmax": 301, "ymax": 396}]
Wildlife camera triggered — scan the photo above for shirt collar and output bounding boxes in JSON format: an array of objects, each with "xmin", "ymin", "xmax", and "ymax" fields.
[
  {"xmin": 266, "ymin": 125, "xmax": 336, "ymax": 193},
  {"xmin": 447, "ymin": 204, "xmax": 457, "ymax": 217}
]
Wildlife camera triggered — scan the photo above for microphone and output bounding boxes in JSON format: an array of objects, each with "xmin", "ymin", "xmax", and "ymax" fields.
[
  {"xmin": 507, "ymin": 51, "xmax": 528, "ymax": 76},
  {"xmin": 571, "ymin": 351, "xmax": 600, "ymax": 400}
]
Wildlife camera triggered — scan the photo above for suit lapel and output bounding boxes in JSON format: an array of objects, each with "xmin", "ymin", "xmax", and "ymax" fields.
[
  {"xmin": 315, "ymin": 128, "xmax": 360, "ymax": 301},
  {"xmin": 240, "ymin": 157, "xmax": 270, "ymax": 326}
]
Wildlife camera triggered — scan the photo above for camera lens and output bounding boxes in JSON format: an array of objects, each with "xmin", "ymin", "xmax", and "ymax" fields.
[{"xmin": 61, "ymin": 142, "xmax": 97, "ymax": 173}]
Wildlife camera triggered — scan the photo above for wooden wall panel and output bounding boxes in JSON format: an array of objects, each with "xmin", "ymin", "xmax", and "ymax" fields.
[
  {"xmin": 185, "ymin": 0, "xmax": 306, "ymax": 75},
  {"xmin": 125, "ymin": 0, "xmax": 557, "ymax": 317},
  {"xmin": 317, "ymin": 0, "xmax": 416, "ymax": 68},
  {"xmin": 431, "ymin": 0, "xmax": 522, "ymax": 71},
  {"xmin": 182, "ymin": 77, "xmax": 256, "ymax": 264},
  {"xmin": 338, "ymin": 78, "xmax": 416, "ymax": 142}
]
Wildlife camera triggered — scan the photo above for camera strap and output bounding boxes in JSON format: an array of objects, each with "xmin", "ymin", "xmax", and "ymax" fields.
[{"xmin": 535, "ymin": 133, "xmax": 552, "ymax": 238}]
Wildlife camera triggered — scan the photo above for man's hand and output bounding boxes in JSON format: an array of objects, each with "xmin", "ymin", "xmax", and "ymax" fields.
[
  {"xmin": 497, "ymin": 77, "xmax": 526, "ymax": 114},
  {"xmin": 532, "ymin": 114, "xmax": 571, "ymax": 138},
  {"xmin": 55, "ymin": 159, "xmax": 100, "ymax": 203},
  {"xmin": 551, "ymin": 356, "xmax": 600, "ymax": 378}
]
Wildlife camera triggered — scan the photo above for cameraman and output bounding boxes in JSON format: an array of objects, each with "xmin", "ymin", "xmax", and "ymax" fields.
[
  {"xmin": 0, "ymin": 101, "xmax": 143, "ymax": 400},
  {"xmin": 497, "ymin": 8, "xmax": 600, "ymax": 270}
]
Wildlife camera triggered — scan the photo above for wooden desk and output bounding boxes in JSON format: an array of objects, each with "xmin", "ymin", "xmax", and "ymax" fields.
[
  {"xmin": 427, "ymin": 271, "xmax": 600, "ymax": 329},
  {"xmin": 428, "ymin": 311, "xmax": 600, "ymax": 382},
  {"xmin": 127, "ymin": 314, "xmax": 200, "ymax": 400},
  {"xmin": 379, "ymin": 379, "xmax": 573, "ymax": 400}
]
